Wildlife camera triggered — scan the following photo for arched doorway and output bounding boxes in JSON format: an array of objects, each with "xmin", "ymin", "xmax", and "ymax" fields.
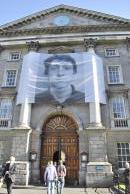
[
  {"xmin": 53, "ymin": 150, "xmax": 66, "ymax": 163},
  {"xmin": 40, "ymin": 113, "xmax": 79, "ymax": 185}
]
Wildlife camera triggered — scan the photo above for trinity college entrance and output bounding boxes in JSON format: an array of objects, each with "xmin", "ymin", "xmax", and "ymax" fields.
[{"xmin": 40, "ymin": 114, "xmax": 79, "ymax": 184}]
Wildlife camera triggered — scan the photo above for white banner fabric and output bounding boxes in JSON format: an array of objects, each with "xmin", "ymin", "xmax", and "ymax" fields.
[{"xmin": 16, "ymin": 51, "xmax": 106, "ymax": 105}]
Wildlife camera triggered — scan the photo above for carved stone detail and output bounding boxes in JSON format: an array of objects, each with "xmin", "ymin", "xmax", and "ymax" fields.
[
  {"xmin": 48, "ymin": 46, "xmax": 74, "ymax": 54},
  {"xmin": 0, "ymin": 24, "xmax": 129, "ymax": 37},
  {"xmin": 26, "ymin": 41, "xmax": 40, "ymax": 52},
  {"xmin": 43, "ymin": 114, "xmax": 78, "ymax": 131},
  {"xmin": 106, "ymin": 86, "xmax": 129, "ymax": 99},
  {"xmin": 84, "ymin": 38, "xmax": 97, "ymax": 51}
]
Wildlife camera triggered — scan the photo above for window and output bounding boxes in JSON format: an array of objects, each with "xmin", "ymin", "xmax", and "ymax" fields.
[
  {"xmin": 105, "ymin": 48, "xmax": 119, "ymax": 57},
  {"xmin": 0, "ymin": 99, "xmax": 12, "ymax": 119},
  {"xmin": 5, "ymin": 70, "xmax": 17, "ymax": 87},
  {"xmin": 107, "ymin": 65, "xmax": 123, "ymax": 84},
  {"xmin": 117, "ymin": 143, "xmax": 130, "ymax": 168},
  {"xmin": 112, "ymin": 96, "xmax": 126, "ymax": 119},
  {"xmin": 111, "ymin": 96, "xmax": 128, "ymax": 128},
  {"xmin": 9, "ymin": 52, "xmax": 21, "ymax": 61}
]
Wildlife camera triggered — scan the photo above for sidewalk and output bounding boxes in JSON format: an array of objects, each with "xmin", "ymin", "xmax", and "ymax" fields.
[
  {"xmin": 0, "ymin": 186, "xmax": 86, "ymax": 194},
  {"xmin": 0, "ymin": 186, "xmax": 114, "ymax": 194}
]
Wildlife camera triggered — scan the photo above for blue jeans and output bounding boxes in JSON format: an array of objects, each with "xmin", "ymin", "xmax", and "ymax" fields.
[
  {"xmin": 57, "ymin": 177, "xmax": 65, "ymax": 194},
  {"xmin": 47, "ymin": 180, "xmax": 55, "ymax": 194}
]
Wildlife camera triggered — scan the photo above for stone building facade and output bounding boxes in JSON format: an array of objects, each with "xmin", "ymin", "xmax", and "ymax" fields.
[{"xmin": 0, "ymin": 5, "xmax": 130, "ymax": 186}]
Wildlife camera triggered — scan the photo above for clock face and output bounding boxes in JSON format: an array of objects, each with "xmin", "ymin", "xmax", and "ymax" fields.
[{"xmin": 54, "ymin": 15, "xmax": 70, "ymax": 26}]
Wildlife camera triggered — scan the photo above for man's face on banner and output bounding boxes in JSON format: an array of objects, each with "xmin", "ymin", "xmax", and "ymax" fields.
[{"xmin": 48, "ymin": 59, "xmax": 74, "ymax": 89}]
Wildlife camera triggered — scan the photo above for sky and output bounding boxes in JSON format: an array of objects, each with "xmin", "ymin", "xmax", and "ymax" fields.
[{"xmin": 0, "ymin": 0, "xmax": 130, "ymax": 26}]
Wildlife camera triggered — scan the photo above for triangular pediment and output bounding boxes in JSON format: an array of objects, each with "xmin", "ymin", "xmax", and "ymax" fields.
[{"xmin": 0, "ymin": 4, "xmax": 130, "ymax": 32}]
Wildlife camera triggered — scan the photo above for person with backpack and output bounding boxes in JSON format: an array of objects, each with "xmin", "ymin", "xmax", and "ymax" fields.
[
  {"xmin": 1, "ymin": 156, "xmax": 16, "ymax": 194},
  {"xmin": 57, "ymin": 160, "xmax": 66, "ymax": 194},
  {"xmin": 44, "ymin": 161, "xmax": 57, "ymax": 194}
]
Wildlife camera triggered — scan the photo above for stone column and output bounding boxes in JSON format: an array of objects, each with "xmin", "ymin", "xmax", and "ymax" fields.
[
  {"xmin": 84, "ymin": 38, "xmax": 102, "ymax": 127},
  {"xmin": 83, "ymin": 39, "xmax": 113, "ymax": 187},
  {"xmin": 19, "ymin": 102, "xmax": 31, "ymax": 127},
  {"xmin": 19, "ymin": 41, "xmax": 40, "ymax": 127}
]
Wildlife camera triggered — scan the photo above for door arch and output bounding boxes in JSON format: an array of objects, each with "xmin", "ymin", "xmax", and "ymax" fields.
[{"xmin": 40, "ymin": 113, "xmax": 79, "ymax": 184}]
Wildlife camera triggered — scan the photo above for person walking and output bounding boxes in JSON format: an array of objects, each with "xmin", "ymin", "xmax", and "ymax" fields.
[
  {"xmin": 57, "ymin": 160, "xmax": 66, "ymax": 194},
  {"xmin": 124, "ymin": 162, "xmax": 130, "ymax": 194},
  {"xmin": 44, "ymin": 161, "xmax": 57, "ymax": 194},
  {"xmin": 1, "ymin": 156, "xmax": 16, "ymax": 194}
]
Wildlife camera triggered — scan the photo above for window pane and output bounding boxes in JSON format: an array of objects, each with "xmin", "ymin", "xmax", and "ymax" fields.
[
  {"xmin": 127, "ymin": 156, "xmax": 130, "ymax": 161},
  {"xmin": 117, "ymin": 143, "xmax": 121, "ymax": 148},
  {"xmin": 105, "ymin": 49, "xmax": 119, "ymax": 57},
  {"xmin": 0, "ymin": 99, "xmax": 12, "ymax": 119},
  {"xmin": 108, "ymin": 66, "xmax": 121, "ymax": 84},
  {"xmin": 118, "ymin": 156, "xmax": 122, "ymax": 161},
  {"xmin": 10, "ymin": 52, "xmax": 20, "ymax": 60},
  {"xmin": 118, "ymin": 149, "xmax": 121, "ymax": 155},
  {"xmin": 5, "ymin": 70, "xmax": 16, "ymax": 87},
  {"xmin": 118, "ymin": 162, "xmax": 122, "ymax": 168},
  {"xmin": 117, "ymin": 143, "xmax": 130, "ymax": 168},
  {"xmin": 126, "ymin": 149, "xmax": 129, "ymax": 155},
  {"xmin": 112, "ymin": 97, "xmax": 126, "ymax": 119}
]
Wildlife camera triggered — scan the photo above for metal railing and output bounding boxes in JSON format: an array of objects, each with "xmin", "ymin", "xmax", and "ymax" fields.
[
  {"xmin": 0, "ymin": 118, "xmax": 11, "ymax": 129},
  {"xmin": 111, "ymin": 118, "xmax": 129, "ymax": 128}
]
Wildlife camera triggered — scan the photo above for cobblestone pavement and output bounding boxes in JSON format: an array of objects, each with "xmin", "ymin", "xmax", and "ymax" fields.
[{"xmin": 0, "ymin": 186, "xmax": 118, "ymax": 194}]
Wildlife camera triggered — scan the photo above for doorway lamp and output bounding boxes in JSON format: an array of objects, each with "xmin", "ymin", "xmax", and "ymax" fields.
[{"xmin": 29, "ymin": 151, "xmax": 37, "ymax": 162}]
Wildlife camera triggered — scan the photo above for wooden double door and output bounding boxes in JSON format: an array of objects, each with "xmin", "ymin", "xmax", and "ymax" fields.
[{"xmin": 40, "ymin": 114, "xmax": 79, "ymax": 184}]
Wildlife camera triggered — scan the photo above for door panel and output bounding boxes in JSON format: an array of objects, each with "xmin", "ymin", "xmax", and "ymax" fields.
[{"xmin": 40, "ymin": 114, "xmax": 79, "ymax": 184}]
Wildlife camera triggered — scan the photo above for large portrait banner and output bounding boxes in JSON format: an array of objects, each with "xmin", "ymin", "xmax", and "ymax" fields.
[{"xmin": 17, "ymin": 51, "xmax": 106, "ymax": 105}]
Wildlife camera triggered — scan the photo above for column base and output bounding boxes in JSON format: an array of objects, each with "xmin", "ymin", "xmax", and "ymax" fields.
[
  {"xmin": 86, "ymin": 162, "xmax": 113, "ymax": 187},
  {"xmin": 87, "ymin": 122, "xmax": 104, "ymax": 128},
  {"xmin": 16, "ymin": 124, "xmax": 31, "ymax": 130},
  {"xmin": 15, "ymin": 161, "xmax": 30, "ymax": 185}
]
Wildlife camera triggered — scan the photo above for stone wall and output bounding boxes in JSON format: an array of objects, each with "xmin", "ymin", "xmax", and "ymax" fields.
[
  {"xmin": 15, "ymin": 161, "xmax": 29, "ymax": 185},
  {"xmin": 0, "ymin": 128, "xmax": 32, "ymax": 185},
  {"xmin": 107, "ymin": 130, "xmax": 130, "ymax": 169}
]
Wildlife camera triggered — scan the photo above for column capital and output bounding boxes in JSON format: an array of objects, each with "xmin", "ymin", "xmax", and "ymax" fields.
[
  {"xmin": 26, "ymin": 41, "xmax": 40, "ymax": 52},
  {"xmin": 84, "ymin": 38, "xmax": 97, "ymax": 51}
]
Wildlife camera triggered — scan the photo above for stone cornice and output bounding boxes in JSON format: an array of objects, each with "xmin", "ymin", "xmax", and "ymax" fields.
[
  {"xmin": 0, "ymin": 24, "xmax": 130, "ymax": 37},
  {"xmin": 0, "ymin": 90, "xmax": 17, "ymax": 99},
  {"xmin": 106, "ymin": 85, "xmax": 129, "ymax": 98}
]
